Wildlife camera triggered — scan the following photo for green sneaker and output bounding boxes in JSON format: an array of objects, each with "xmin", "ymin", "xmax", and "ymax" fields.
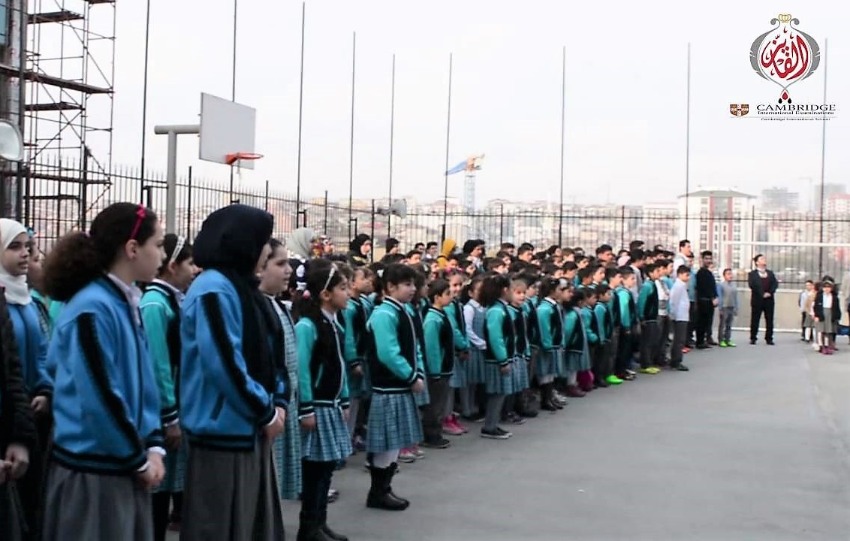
[
  {"xmin": 719, "ymin": 341, "xmax": 728, "ymax": 347},
  {"xmin": 605, "ymin": 374, "xmax": 624, "ymax": 385},
  {"xmin": 726, "ymin": 341, "xmax": 736, "ymax": 347}
]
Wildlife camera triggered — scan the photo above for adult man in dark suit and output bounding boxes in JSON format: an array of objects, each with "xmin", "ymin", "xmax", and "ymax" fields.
[{"xmin": 748, "ymin": 254, "xmax": 779, "ymax": 345}]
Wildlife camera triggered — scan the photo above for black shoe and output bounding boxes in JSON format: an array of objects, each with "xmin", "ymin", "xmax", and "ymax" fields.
[
  {"xmin": 706, "ymin": 339, "xmax": 718, "ymax": 346},
  {"xmin": 696, "ymin": 344, "xmax": 710, "ymax": 350},
  {"xmin": 674, "ymin": 364, "xmax": 690, "ymax": 371},
  {"xmin": 321, "ymin": 524, "xmax": 349, "ymax": 541},
  {"xmin": 298, "ymin": 519, "xmax": 333, "ymax": 541},
  {"xmin": 421, "ymin": 438, "xmax": 451, "ymax": 449},
  {"xmin": 766, "ymin": 341, "xmax": 775, "ymax": 346},
  {"xmin": 518, "ymin": 409, "xmax": 539, "ymax": 418},
  {"xmin": 480, "ymin": 428, "xmax": 510, "ymax": 439},
  {"xmin": 595, "ymin": 378, "xmax": 610, "ymax": 388}
]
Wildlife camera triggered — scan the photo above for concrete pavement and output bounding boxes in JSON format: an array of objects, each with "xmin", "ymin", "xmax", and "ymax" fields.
[{"xmin": 174, "ymin": 333, "xmax": 850, "ymax": 540}]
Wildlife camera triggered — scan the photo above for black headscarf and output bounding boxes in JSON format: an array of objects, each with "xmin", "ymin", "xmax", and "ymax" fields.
[{"xmin": 193, "ymin": 205, "xmax": 285, "ymax": 397}]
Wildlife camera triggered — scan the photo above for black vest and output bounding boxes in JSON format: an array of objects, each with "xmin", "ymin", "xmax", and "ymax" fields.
[
  {"xmin": 307, "ymin": 314, "xmax": 346, "ymax": 402},
  {"xmin": 368, "ymin": 299, "xmax": 418, "ymax": 391},
  {"xmin": 513, "ymin": 307, "xmax": 529, "ymax": 354},
  {"xmin": 426, "ymin": 307, "xmax": 454, "ymax": 377}
]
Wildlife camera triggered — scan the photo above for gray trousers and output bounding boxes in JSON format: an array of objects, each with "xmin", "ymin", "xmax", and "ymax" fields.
[
  {"xmin": 639, "ymin": 321, "xmax": 660, "ymax": 368},
  {"xmin": 670, "ymin": 321, "xmax": 688, "ymax": 367},
  {"xmin": 42, "ymin": 464, "xmax": 153, "ymax": 541},
  {"xmin": 182, "ymin": 441, "xmax": 284, "ymax": 541},
  {"xmin": 422, "ymin": 377, "xmax": 450, "ymax": 443},
  {"xmin": 718, "ymin": 307, "xmax": 735, "ymax": 342},
  {"xmin": 655, "ymin": 316, "xmax": 671, "ymax": 364}
]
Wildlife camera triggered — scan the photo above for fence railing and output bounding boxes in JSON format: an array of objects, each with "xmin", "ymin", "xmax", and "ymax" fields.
[{"xmin": 8, "ymin": 156, "xmax": 850, "ymax": 287}]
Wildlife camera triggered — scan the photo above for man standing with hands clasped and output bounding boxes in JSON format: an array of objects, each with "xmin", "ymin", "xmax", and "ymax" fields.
[
  {"xmin": 695, "ymin": 251, "xmax": 718, "ymax": 350},
  {"xmin": 748, "ymin": 254, "xmax": 778, "ymax": 345}
]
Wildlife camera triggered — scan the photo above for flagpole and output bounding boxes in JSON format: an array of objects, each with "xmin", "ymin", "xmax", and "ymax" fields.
[
  {"xmin": 347, "ymin": 32, "xmax": 357, "ymax": 241},
  {"xmin": 229, "ymin": 0, "xmax": 238, "ymax": 203},
  {"xmin": 558, "ymin": 45, "xmax": 566, "ymax": 247},
  {"xmin": 684, "ymin": 42, "xmax": 691, "ymax": 238},
  {"xmin": 295, "ymin": 2, "xmax": 306, "ymax": 227},
  {"xmin": 441, "ymin": 53, "xmax": 453, "ymax": 244},
  {"xmin": 387, "ymin": 54, "xmax": 396, "ymax": 239},
  {"xmin": 139, "ymin": 0, "xmax": 152, "ymax": 203},
  {"xmin": 818, "ymin": 38, "xmax": 828, "ymax": 277}
]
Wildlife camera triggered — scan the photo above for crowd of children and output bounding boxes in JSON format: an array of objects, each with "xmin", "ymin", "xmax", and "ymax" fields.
[
  {"xmin": 0, "ymin": 204, "xmax": 779, "ymax": 541},
  {"xmin": 799, "ymin": 277, "xmax": 844, "ymax": 355}
]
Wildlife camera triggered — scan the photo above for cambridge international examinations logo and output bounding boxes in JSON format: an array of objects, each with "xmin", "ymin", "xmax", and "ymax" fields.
[{"xmin": 731, "ymin": 14, "xmax": 836, "ymax": 120}]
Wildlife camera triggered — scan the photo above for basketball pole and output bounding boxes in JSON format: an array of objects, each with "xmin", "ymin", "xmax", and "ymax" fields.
[
  {"xmin": 558, "ymin": 45, "xmax": 566, "ymax": 247},
  {"xmin": 684, "ymin": 42, "xmax": 691, "ymax": 239},
  {"xmin": 295, "ymin": 1, "xmax": 306, "ymax": 227},
  {"xmin": 228, "ymin": 0, "xmax": 238, "ymax": 203},
  {"xmin": 441, "ymin": 53, "xmax": 453, "ymax": 245},
  {"xmin": 347, "ymin": 31, "xmax": 357, "ymax": 241},
  {"xmin": 140, "ymin": 0, "xmax": 152, "ymax": 204},
  {"xmin": 387, "ymin": 53, "xmax": 396, "ymax": 239},
  {"xmin": 818, "ymin": 38, "xmax": 828, "ymax": 278}
]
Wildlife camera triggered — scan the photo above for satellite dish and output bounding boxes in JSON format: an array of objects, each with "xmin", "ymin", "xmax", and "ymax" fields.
[
  {"xmin": 378, "ymin": 199, "xmax": 407, "ymax": 219},
  {"xmin": 0, "ymin": 120, "xmax": 24, "ymax": 162}
]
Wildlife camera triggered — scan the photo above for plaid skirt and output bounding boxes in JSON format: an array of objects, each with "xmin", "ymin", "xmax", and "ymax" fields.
[
  {"xmin": 464, "ymin": 348, "xmax": 486, "ymax": 385},
  {"xmin": 449, "ymin": 355, "xmax": 467, "ymax": 388},
  {"xmin": 366, "ymin": 392, "xmax": 423, "ymax": 453},
  {"xmin": 156, "ymin": 441, "xmax": 187, "ymax": 493},
  {"xmin": 536, "ymin": 348, "xmax": 562, "ymax": 379},
  {"xmin": 273, "ymin": 401, "xmax": 302, "ymax": 500},
  {"xmin": 556, "ymin": 350, "xmax": 569, "ymax": 378},
  {"xmin": 484, "ymin": 359, "xmax": 517, "ymax": 396},
  {"xmin": 414, "ymin": 380, "xmax": 431, "ymax": 407},
  {"xmin": 565, "ymin": 351, "xmax": 591, "ymax": 373},
  {"xmin": 301, "ymin": 406, "xmax": 353, "ymax": 463},
  {"xmin": 347, "ymin": 363, "xmax": 372, "ymax": 399},
  {"xmin": 512, "ymin": 356, "xmax": 530, "ymax": 391}
]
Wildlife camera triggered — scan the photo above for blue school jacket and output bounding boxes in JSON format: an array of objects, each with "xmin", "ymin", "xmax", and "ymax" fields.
[
  {"xmin": 367, "ymin": 298, "xmax": 425, "ymax": 392},
  {"xmin": 140, "ymin": 281, "xmax": 183, "ymax": 426},
  {"xmin": 423, "ymin": 306, "xmax": 454, "ymax": 378},
  {"xmin": 8, "ymin": 302, "xmax": 51, "ymax": 398},
  {"xmin": 580, "ymin": 306, "xmax": 599, "ymax": 345},
  {"xmin": 180, "ymin": 270, "xmax": 286, "ymax": 451},
  {"xmin": 341, "ymin": 295, "xmax": 372, "ymax": 370},
  {"xmin": 535, "ymin": 298, "xmax": 563, "ymax": 351},
  {"xmin": 484, "ymin": 300, "xmax": 515, "ymax": 366},
  {"xmin": 593, "ymin": 302, "xmax": 611, "ymax": 343},
  {"xmin": 296, "ymin": 313, "xmax": 350, "ymax": 418},
  {"xmin": 511, "ymin": 304, "xmax": 531, "ymax": 358},
  {"xmin": 50, "ymin": 277, "xmax": 163, "ymax": 474},
  {"xmin": 444, "ymin": 299, "xmax": 470, "ymax": 352}
]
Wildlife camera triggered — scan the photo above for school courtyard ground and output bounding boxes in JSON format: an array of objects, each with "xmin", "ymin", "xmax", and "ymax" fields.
[{"xmin": 174, "ymin": 332, "xmax": 850, "ymax": 540}]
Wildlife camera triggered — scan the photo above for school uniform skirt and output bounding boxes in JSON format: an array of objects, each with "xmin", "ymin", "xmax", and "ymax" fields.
[
  {"xmin": 818, "ymin": 308, "xmax": 836, "ymax": 334},
  {"xmin": 301, "ymin": 404, "xmax": 354, "ymax": 463},
  {"xmin": 484, "ymin": 359, "xmax": 517, "ymax": 396},
  {"xmin": 274, "ymin": 400, "xmax": 303, "ymax": 500},
  {"xmin": 536, "ymin": 348, "xmax": 562, "ymax": 379},
  {"xmin": 512, "ymin": 356, "xmax": 530, "ymax": 391},
  {"xmin": 42, "ymin": 464, "xmax": 153, "ymax": 541},
  {"xmin": 556, "ymin": 350, "xmax": 569, "ymax": 378},
  {"xmin": 366, "ymin": 392, "xmax": 423, "ymax": 453},
  {"xmin": 465, "ymin": 348, "xmax": 486, "ymax": 385},
  {"xmin": 181, "ymin": 441, "xmax": 283, "ymax": 541},
  {"xmin": 565, "ymin": 351, "xmax": 591, "ymax": 373},
  {"xmin": 156, "ymin": 442, "xmax": 187, "ymax": 493},
  {"xmin": 449, "ymin": 354, "xmax": 467, "ymax": 388}
]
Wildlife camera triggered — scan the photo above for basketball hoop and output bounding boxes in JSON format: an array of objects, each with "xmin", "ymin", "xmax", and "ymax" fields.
[{"xmin": 225, "ymin": 152, "xmax": 264, "ymax": 177}]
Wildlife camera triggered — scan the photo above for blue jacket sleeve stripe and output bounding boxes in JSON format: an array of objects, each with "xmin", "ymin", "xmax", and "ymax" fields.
[
  {"xmin": 77, "ymin": 313, "xmax": 147, "ymax": 465},
  {"xmin": 201, "ymin": 294, "xmax": 275, "ymax": 426}
]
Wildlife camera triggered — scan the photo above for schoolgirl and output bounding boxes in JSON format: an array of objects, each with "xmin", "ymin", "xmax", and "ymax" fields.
[
  {"xmin": 179, "ymin": 205, "xmax": 286, "ymax": 540},
  {"xmin": 0, "ymin": 287, "xmax": 35, "ymax": 541},
  {"xmin": 421, "ymin": 279, "xmax": 454, "ymax": 449},
  {"xmin": 402, "ymin": 268, "xmax": 429, "ymax": 462},
  {"xmin": 578, "ymin": 288, "xmax": 600, "ymax": 392},
  {"xmin": 443, "ymin": 270, "xmax": 470, "ymax": 435},
  {"xmin": 294, "ymin": 259, "xmax": 353, "ymax": 541},
  {"xmin": 563, "ymin": 288, "xmax": 591, "ymax": 397},
  {"xmin": 365, "ymin": 263, "xmax": 425, "ymax": 511},
  {"xmin": 140, "ymin": 233, "xmax": 195, "ymax": 541},
  {"xmin": 460, "ymin": 274, "xmax": 487, "ymax": 421},
  {"xmin": 40, "ymin": 203, "xmax": 165, "ymax": 539},
  {"xmin": 534, "ymin": 277, "xmax": 566, "ymax": 411},
  {"xmin": 26, "ymin": 233, "xmax": 61, "ymax": 338},
  {"xmin": 814, "ymin": 279, "xmax": 841, "ymax": 355},
  {"xmin": 0, "ymin": 219, "xmax": 52, "ymax": 539},
  {"xmin": 259, "ymin": 240, "xmax": 303, "ymax": 502},
  {"xmin": 504, "ymin": 275, "xmax": 530, "ymax": 424},
  {"xmin": 481, "ymin": 274, "xmax": 516, "ymax": 440},
  {"xmin": 341, "ymin": 265, "xmax": 375, "ymax": 448}
]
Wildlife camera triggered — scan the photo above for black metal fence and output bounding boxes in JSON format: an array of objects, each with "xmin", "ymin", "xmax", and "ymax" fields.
[{"xmin": 11, "ymin": 156, "xmax": 850, "ymax": 287}]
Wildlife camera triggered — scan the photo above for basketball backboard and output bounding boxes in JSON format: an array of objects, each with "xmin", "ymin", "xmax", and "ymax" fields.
[{"xmin": 199, "ymin": 93, "xmax": 257, "ymax": 169}]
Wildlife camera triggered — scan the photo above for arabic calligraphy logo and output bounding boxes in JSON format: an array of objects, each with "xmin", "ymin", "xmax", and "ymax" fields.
[
  {"xmin": 730, "ymin": 104, "xmax": 750, "ymax": 117},
  {"xmin": 750, "ymin": 14, "xmax": 820, "ymax": 104}
]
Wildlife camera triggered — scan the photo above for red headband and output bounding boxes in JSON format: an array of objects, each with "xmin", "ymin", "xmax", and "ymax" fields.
[{"xmin": 129, "ymin": 206, "xmax": 147, "ymax": 240}]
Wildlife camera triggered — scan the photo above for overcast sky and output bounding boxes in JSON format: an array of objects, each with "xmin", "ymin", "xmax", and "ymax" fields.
[{"xmin": 105, "ymin": 0, "xmax": 849, "ymax": 206}]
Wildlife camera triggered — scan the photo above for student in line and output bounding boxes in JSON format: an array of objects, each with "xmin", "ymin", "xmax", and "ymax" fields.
[{"xmin": 668, "ymin": 265, "xmax": 692, "ymax": 372}]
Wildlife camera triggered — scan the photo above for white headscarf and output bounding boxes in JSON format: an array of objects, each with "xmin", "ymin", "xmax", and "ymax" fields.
[{"xmin": 0, "ymin": 218, "xmax": 32, "ymax": 305}]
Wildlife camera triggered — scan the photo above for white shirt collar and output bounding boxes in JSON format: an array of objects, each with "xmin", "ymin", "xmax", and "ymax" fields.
[
  {"xmin": 152, "ymin": 278, "xmax": 185, "ymax": 303},
  {"xmin": 107, "ymin": 273, "xmax": 143, "ymax": 324}
]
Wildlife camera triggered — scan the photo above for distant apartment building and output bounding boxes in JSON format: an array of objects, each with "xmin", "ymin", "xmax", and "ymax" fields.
[
  {"xmin": 677, "ymin": 188, "xmax": 756, "ymax": 272},
  {"xmin": 760, "ymin": 187, "xmax": 799, "ymax": 212},
  {"xmin": 812, "ymin": 183, "xmax": 846, "ymax": 212}
]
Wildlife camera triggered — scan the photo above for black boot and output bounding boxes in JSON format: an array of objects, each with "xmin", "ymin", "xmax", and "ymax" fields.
[
  {"xmin": 320, "ymin": 524, "xmax": 349, "ymax": 541},
  {"xmin": 539, "ymin": 383, "xmax": 558, "ymax": 412},
  {"xmin": 366, "ymin": 465, "xmax": 409, "ymax": 511},
  {"xmin": 385, "ymin": 462, "xmax": 410, "ymax": 506},
  {"xmin": 297, "ymin": 515, "xmax": 332, "ymax": 541}
]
